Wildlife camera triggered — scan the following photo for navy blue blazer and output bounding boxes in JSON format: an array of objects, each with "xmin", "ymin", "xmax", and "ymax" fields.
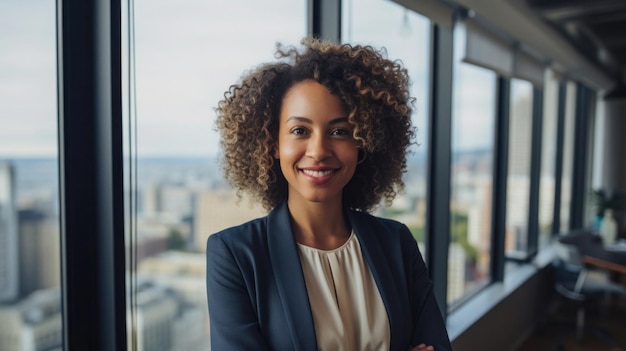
[{"xmin": 206, "ymin": 202, "xmax": 451, "ymax": 351}]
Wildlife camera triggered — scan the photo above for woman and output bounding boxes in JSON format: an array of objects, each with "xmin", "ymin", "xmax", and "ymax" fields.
[{"xmin": 206, "ymin": 37, "xmax": 451, "ymax": 351}]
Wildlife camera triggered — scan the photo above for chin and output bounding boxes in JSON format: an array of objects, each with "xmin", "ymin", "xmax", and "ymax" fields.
[{"xmin": 300, "ymin": 193, "xmax": 340, "ymax": 204}]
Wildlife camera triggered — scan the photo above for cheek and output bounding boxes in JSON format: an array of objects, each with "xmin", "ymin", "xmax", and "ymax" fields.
[
  {"xmin": 276, "ymin": 139, "xmax": 301, "ymax": 164},
  {"xmin": 343, "ymin": 145, "xmax": 359, "ymax": 164}
]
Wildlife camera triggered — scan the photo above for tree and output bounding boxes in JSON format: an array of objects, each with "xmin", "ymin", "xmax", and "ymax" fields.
[{"xmin": 167, "ymin": 228, "xmax": 187, "ymax": 251}]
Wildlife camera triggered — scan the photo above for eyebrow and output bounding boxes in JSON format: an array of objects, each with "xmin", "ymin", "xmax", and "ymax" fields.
[{"xmin": 285, "ymin": 116, "xmax": 349, "ymax": 125}]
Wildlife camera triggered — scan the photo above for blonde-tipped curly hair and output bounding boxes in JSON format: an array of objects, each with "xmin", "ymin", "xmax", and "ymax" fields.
[{"xmin": 215, "ymin": 37, "xmax": 415, "ymax": 212}]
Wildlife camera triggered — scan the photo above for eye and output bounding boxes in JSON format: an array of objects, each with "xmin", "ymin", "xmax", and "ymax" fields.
[
  {"xmin": 290, "ymin": 127, "xmax": 307, "ymax": 135},
  {"xmin": 330, "ymin": 128, "xmax": 350, "ymax": 136}
]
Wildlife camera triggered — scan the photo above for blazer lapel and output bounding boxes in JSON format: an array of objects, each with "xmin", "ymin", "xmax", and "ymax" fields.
[
  {"xmin": 267, "ymin": 203, "xmax": 318, "ymax": 351},
  {"xmin": 347, "ymin": 210, "xmax": 405, "ymax": 351}
]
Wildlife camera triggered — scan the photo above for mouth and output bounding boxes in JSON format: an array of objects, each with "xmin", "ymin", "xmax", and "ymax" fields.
[{"xmin": 300, "ymin": 169, "xmax": 335, "ymax": 178}]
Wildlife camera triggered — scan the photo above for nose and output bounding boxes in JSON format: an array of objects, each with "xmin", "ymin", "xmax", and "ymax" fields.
[{"xmin": 306, "ymin": 133, "xmax": 331, "ymax": 161}]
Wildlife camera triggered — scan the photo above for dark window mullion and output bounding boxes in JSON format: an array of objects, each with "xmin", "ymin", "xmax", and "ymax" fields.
[
  {"xmin": 309, "ymin": 0, "xmax": 341, "ymax": 41},
  {"xmin": 57, "ymin": 0, "xmax": 126, "ymax": 349},
  {"xmin": 426, "ymin": 22, "xmax": 454, "ymax": 317},
  {"xmin": 570, "ymin": 83, "xmax": 591, "ymax": 230},
  {"xmin": 526, "ymin": 86, "xmax": 544, "ymax": 256},
  {"xmin": 490, "ymin": 76, "xmax": 510, "ymax": 281},
  {"xmin": 552, "ymin": 82, "xmax": 567, "ymax": 235}
]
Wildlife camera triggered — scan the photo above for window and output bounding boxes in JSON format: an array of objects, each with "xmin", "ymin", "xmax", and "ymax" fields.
[
  {"xmin": 342, "ymin": 0, "xmax": 431, "ymax": 254},
  {"xmin": 7, "ymin": 0, "xmax": 610, "ymax": 347},
  {"xmin": 504, "ymin": 79, "xmax": 533, "ymax": 258},
  {"xmin": 590, "ymin": 96, "xmax": 606, "ymax": 230},
  {"xmin": 0, "ymin": 1, "xmax": 61, "ymax": 349},
  {"xmin": 126, "ymin": 1, "xmax": 306, "ymax": 349},
  {"xmin": 538, "ymin": 69, "xmax": 559, "ymax": 247},
  {"xmin": 583, "ymin": 88, "xmax": 597, "ymax": 229},
  {"xmin": 448, "ymin": 25, "xmax": 497, "ymax": 307},
  {"xmin": 559, "ymin": 81, "xmax": 577, "ymax": 233}
]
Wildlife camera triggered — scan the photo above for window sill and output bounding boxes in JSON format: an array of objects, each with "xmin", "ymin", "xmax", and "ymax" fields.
[{"xmin": 446, "ymin": 246, "xmax": 555, "ymax": 341}]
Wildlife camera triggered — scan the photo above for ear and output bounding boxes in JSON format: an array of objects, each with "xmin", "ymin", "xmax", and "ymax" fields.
[{"xmin": 356, "ymin": 147, "xmax": 366, "ymax": 165}]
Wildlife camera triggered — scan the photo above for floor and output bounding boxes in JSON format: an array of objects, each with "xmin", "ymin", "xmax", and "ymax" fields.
[{"xmin": 516, "ymin": 297, "xmax": 626, "ymax": 351}]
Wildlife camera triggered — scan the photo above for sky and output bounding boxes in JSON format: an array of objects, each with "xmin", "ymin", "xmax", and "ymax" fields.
[
  {"xmin": 0, "ymin": 0, "xmax": 56, "ymax": 157},
  {"xmin": 0, "ymin": 0, "xmax": 506, "ymax": 158}
]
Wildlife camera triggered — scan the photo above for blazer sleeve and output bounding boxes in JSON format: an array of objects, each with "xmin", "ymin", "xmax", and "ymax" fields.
[
  {"xmin": 405, "ymin": 227, "xmax": 452, "ymax": 351},
  {"xmin": 206, "ymin": 233, "xmax": 269, "ymax": 351}
]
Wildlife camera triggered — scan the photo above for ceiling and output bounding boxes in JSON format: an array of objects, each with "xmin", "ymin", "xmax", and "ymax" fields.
[{"xmin": 525, "ymin": 0, "xmax": 626, "ymax": 86}]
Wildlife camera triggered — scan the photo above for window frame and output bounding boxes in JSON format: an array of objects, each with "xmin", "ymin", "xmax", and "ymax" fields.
[
  {"xmin": 570, "ymin": 83, "xmax": 593, "ymax": 229},
  {"xmin": 57, "ymin": 0, "xmax": 127, "ymax": 349},
  {"xmin": 54, "ymin": 0, "xmax": 600, "ymax": 348},
  {"xmin": 426, "ymin": 20, "xmax": 454, "ymax": 317},
  {"xmin": 502, "ymin": 79, "xmax": 543, "ymax": 263}
]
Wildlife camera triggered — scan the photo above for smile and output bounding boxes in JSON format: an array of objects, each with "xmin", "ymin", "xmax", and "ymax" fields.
[{"xmin": 300, "ymin": 169, "xmax": 335, "ymax": 178}]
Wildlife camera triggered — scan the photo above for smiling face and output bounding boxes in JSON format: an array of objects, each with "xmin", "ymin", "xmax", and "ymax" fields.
[{"xmin": 274, "ymin": 80, "xmax": 358, "ymax": 208}]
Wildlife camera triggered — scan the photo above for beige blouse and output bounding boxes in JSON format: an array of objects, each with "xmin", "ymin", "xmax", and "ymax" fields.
[{"xmin": 297, "ymin": 232, "xmax": 390, "ymax": 351}]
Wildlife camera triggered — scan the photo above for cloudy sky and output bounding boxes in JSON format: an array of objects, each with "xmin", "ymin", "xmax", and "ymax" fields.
[
  {"xmin": 0, "ymin": 0, "xmax": 499, "ymax": 158},
  {"xmin": 0, "ymin": 0, "xmax": 56, "ymax": 157}
]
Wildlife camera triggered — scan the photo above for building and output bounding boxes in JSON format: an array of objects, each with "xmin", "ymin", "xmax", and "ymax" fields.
[
  {"xmin": 0, "ymin": 287, "xmax": 62, "ymax": 351},
  {"xmin": 18, "ymin": 208, "xmax": 60, "ymax": 298},
  {"xmin": 0, "ymin": 162, "xmax": 18, "ymax": 303},
  {"xmin": 135, "ymin": 284, "xmax": 178, "ymax": 351},
  {"xmin": 194, "ymin": 189, "xmax": 265, "ymax": 252},
  {"xmin": 138, "ymin": 251, "xmax": 210, "ymax": 349},
  {"xmin": 5, "ymin": 0, "xmax": 626, "ymax": 350}
]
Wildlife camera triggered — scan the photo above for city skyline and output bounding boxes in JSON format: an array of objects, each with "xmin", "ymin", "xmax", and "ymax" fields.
[
  {"xmin": 0, "ymin": 1, "xmax": 531, "ymax": 349},
  {"xmin": 0, "ymin": 143, "xmax": 495, "ymax": 349},
  {"xmin": 0, "ymin": 0, "xmax": 524, "ymax": 158}
]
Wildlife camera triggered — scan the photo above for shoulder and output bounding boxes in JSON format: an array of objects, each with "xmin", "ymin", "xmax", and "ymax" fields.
[
  {"xmin": 206, "ymin": 215, "xmax": 269, "ymax": 254},
  {"xmin": 350, "ymin": 210, "xmax": 426, "ymax": 280},
  {"xmin": 349, "ymin": 210, "xmax": 413, "ymax": 239},
  {"xmin": 348, "ymin": 209, "xmax": 419, "ymax": 257}
]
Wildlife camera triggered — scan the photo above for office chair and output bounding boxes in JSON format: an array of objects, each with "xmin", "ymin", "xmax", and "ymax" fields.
[{"xmin": 552, "ymin": 240, "xmax": 626, "ymax": 345}]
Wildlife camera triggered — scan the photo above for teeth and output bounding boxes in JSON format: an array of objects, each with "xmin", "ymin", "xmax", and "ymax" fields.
[{"xmin": 302, "ymin": 169, "xmax": 333, "ymax": 177}]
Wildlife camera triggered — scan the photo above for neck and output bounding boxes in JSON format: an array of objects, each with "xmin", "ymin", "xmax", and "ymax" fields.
[{"xmin": 287, "ymin": 198, "xmax": 351, "ymax": 250}]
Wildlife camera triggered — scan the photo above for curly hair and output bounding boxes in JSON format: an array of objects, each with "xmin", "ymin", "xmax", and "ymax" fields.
[{"xmin": 215, "ymin": 37, "xmax": 415, "ymax": 212}]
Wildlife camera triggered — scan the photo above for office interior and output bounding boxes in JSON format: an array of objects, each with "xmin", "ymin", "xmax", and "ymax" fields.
[{"xmin": 1, "ymin": 0, "xmax": 626, "ymax": 350}]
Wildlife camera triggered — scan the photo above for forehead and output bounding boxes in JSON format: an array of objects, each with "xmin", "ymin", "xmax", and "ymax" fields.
[{"xmin": 280, "ymin": 80, "xmax": 346, "ymax": 120}]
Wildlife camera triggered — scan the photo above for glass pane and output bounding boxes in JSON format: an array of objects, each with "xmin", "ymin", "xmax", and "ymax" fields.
[
  {"xmin": 538, "ymin": 69, "xmax": 559, "ymax": 248},
  {"xmin": 504, "ymin": 79, "xmax": 533, "ymax": 258},
  {"xmin": 448, "ymin": 26, "xmax": 496, "ymax": 307},
  {"xmin": 559, "ymin": 82, "xmax": 577, "ymax": 233},
  {"xmin": 0, "ymin": 1, "xmax": 62, "ymax": 349},
  {"xmin": 583, "ymin": 92, "xmax": 596, "ymax": 230},
  {"xmin": 590, "ymin": 96, "xmax": 605, "ymax": 232},
  {"xmin": 126, "ymin": 1, "xmax": 307, "ymax": 350},
  {"xmin": 342, "ymin": 0, "xmax": 431, "ymax": 255}
]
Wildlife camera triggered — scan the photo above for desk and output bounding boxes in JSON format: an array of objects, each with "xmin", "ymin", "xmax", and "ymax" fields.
[{"xmin": 559, "ymin": 231, "xmax": 626, "ymax": 275}]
